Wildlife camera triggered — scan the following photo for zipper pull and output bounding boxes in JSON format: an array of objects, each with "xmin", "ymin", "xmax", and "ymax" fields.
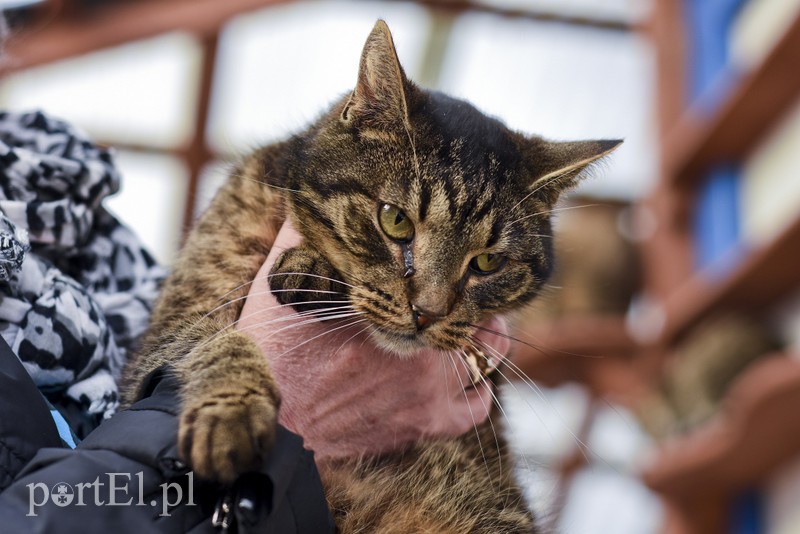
[{"xmin": 212, "ymin": 490, "xmax": 236, "ymax": 532}]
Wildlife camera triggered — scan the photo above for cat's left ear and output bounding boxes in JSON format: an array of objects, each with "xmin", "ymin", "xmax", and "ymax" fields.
[
  {"xmin": 525, "ymin": 138, "xmax": 623, "ymax": 205},
  {"xmin": 341, "ymin": 20, "xmax": 414, "ymax": 129}
]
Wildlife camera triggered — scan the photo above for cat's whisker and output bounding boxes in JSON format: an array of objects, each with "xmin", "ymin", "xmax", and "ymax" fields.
[
  {"xmin": 331, "ymin": 322, "xmax": 374, "ymax": 356},
  {"xmin": 464, "ymin": 343, "xmax": 537, "ymax": 479},
  {"xmin": 474, "ymin": 350, "xmax": 579, "ymax": 496},
  {"xmin": 212, "ymin": 274, "xmax": 348, "ymax": 308},
  {"xmin": 262, "ymin": 182, "xmax": 302, "ymax": 194},
  {"xmin": 206, "ymin": 304, "xmax": 354, "ymax": 344},
  {"xmin": 199, "ymin": 306, "xmax": 359, "ymax": 352},
  {"xmin": 269, "ymin": 289, "xmax": 347, "ymax": 296},
  {"xmin": 437, "ymin": 351, "xmax": 456, "ymax": 414},
  {"xmin": 208, "ymin": 312, "xmax": 365, "ymax": 355},
  {"xmin": 211, "ymin": 278, "xmax": 259, "ymax": 304},
  {"xmin": 399, "ymin": 101, "xmax": 422, "ymax": 185},
  {"xmin": 244, "ymin": 310, "xmax": 364, "ymax": 341},
  {"xmin": 266, "ymin": 271, "xmax": 359, "ymax": 290},
  {"xmin": 473, "ymin": 376, "xmax": 521, "ymax": 511},
  {"xmin": 475, "ymin": 338, "xmax": 615, "ymax": 472},
  {"xmin": 310, "ymin": 317, "xmax": 372, "ymax": 357},
  {"xmin": 331, "ymin": 318, "xmax": 372, "ymax": 356},
  {"xmin": 471, "ymin": 338, "xmax": 565, "ymax": 454},
  {"xmin": 508, "ymin": 188, "xmax": 543, "ymax": 214},
  {"xmin": 487, "ymin": 364, "xmax": 556, "ymax": 440},
  {"xmin": 513, "ymin": 167, "xmax": 580, "ymax": 212},
  {"xmin": 444, "ymin": 351, "xmax": 496, "ymax": 493},
  {"xmin": 352, "ymin": 307, "xmax": 407, "ymax": 332},
  {"xmin": 315, "ymin": 265, "xmax": 374, "ymax": 295},
  {"xmin": 198, "ymin": 302, "xmax": 356, "ymax": 348},
  {"xmin": 468, "ymin": 323, "xmax": 552, "ymax": 360},
  {"xmin": 272, "ymin": 317, "xmax": 369, "ymax": 359},
  {"xmin": 357, "ymin": 324, "xmax": 377, "ymax": 351},
  {"xmin": 235, "ymin": 303, "xmax": 357, "ymax": 329},
  {"xmin": 203, "ymin": 291, "xmax": 350, "ymax": 321},
  {"xmin": 508, "ymin": 203, "xmax": 598, "ymax": 227},
  {"xmin": 469, "ymin": 322, "xmax": 602, "ymax": 360},
  {"xmin": 508, "ymin": 173, "xmax": 568, "ymax": 213},
  {"xmin": 229, "ymin": 171, "xmax": 303, "ymax": 196},
  {"xmin": 474, "ymin": 337, "xmax": 558, "ymax": 412},
  {"xmin": 456, "ymin": 349, "xmax": 505, "ymax": 479}
]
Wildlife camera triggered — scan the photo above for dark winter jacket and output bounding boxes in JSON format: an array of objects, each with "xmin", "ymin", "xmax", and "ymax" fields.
[{"xmin": 0, "ymin": 336, "xmax": 335, "ymax": 533}]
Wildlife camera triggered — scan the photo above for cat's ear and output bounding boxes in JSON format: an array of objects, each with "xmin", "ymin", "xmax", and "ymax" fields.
[
  {"xmin": 341, "ymin": 20, "xmax": 413, "ymax": 129},
  {"xmin": 525, "ymin": 138, "xmax": 623, "ymax": 204}
]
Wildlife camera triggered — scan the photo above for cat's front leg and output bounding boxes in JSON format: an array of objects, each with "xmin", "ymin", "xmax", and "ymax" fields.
[
  {"xmin": 176, "ymin": 327, "xmax": 280, "ymax": 484},
  {"xmin": 269, "ymin": 244, "xmax": 349, "ymax": 313}
]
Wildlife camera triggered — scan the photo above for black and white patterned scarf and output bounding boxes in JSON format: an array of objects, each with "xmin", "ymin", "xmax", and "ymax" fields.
[{"xmin": 0, "ymin": 111, "xmax": 166, "ymax": 425}]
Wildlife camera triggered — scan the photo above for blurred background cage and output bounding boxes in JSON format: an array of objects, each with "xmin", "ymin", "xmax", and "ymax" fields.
[{"xmin": 0, "ymin": 0, "xmax": 799, "ymax": 532}]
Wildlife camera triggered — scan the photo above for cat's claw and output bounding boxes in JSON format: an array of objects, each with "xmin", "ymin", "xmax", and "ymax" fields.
[{"xmin": 178, "ymin": 392, "xmax": 278, "ymax": 484}]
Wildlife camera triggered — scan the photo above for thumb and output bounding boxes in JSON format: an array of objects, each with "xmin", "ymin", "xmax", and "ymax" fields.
[
  {"xmin": 264, "ymin": 218, "xmax": 303, "ymax": 271},
  {"xmin": 238, "ymin": 218, "xmax": 303, "ymax": 331}
]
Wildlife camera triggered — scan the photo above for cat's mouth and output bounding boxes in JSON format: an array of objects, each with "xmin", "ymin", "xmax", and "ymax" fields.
[
  {"xmin": 367, "ymin": 317, "xmax": 506, "ymax": 389},
  {"xmin": 347, "ymin": 287, "xmax": 509, "ymax": 378}
]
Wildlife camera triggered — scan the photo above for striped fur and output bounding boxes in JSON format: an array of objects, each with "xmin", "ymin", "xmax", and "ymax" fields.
[{"xmin": 123, "ymin": 20, "xmax": 620, "ymax": 533}]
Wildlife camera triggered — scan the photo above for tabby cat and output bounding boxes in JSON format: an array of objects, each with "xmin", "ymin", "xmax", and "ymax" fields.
[{"xmin": 124, "ymin": 20, "xmax": 620, "ymax": 533}]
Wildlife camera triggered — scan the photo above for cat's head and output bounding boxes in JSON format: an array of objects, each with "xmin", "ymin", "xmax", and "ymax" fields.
[{"xmin": 283, "ymin": 21, "xmax": 621, "ymax": 353}]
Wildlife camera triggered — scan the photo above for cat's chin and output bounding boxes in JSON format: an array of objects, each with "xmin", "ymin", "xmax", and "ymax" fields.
[
  {"xmin": 369, "ymin": 327, "xmax": 459, "ymax": 357},
  {"xmin": 369, "ymin": 328, "xmax": 429, "ymax": 356}
]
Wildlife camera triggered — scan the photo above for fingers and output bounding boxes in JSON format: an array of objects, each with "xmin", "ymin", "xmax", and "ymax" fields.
[
  {"xmin": 243, "ymin": 219, "xmax": 303, "ymax": 305},
  {"xmin": 238, "ymin": 220, "xmax": 304, "ymax": 333},
  {"xmin": 423, "ymin": 367, "xmax": 492, "ymax": 435},
  {"xmin": 424, "ymin": 316, "xmax": 511, "ymax": 435},
  {"xmin": 472, "ymin": 316, "xmax": 511, "ymax": 364},
  {"xmin": 264, "ymin": 218, "xmax": 303, "ymax": 271},
  {"xmin": 460, "ymin": 385, "xmax": 493, "ymax": 433},
  {"xmin": 446, "ymin": 365, "xmax": 494, "ymax": 434}
]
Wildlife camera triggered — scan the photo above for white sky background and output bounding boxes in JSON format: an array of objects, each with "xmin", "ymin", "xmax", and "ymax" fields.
[
  {"xmin": 439, "ymin": 14, "xmax": 657, "ymax": 199},
  {"xmin": 209, "ymin": 1, "xmax": 432, "ymax": 152},
  {"xmin": 0, "ymin": 1, "xmax": 660, "ymax": 532}
]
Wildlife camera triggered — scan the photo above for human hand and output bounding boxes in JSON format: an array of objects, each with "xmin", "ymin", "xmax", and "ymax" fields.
[{"xmin": 237, "ymin": 219, "xmax": 510, "ymax": 461}]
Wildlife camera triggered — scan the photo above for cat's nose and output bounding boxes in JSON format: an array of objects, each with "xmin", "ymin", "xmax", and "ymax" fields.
[{"xmin": 411, "ymin": 304, "xmax": 446, "ymax": 330}]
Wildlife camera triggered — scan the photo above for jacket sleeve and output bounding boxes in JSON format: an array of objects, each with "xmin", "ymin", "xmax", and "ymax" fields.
[
  {"xmin": 0, "ymin": 335, "xmax": 64, "ymax": 491},
  {"xmin": 0, "ymin": 368, "xmax": 335, "ymax": 534}
]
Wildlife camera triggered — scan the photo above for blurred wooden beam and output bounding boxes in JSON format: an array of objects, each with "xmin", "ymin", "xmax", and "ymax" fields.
[
  {"xmin": 2, "ymin": 0, "xmax": 291, "ymax": 73},
  {"xmin": 662, "ymin": 213, "xmax": 800, "ymax": 346},
  {"xmin": 182, "ymin": 31, "xmax": 219, "ymax": 234},
  {"xmin": 398, "ymin": 0, "xmax": 638, "ymax": 32},
  {"xmin": 665, "ymin": 9, "xmax": 800, "ymax": 190},
  {"xmin": 643, "ymin": 355, "xmax": 800, "ymax": 496}
]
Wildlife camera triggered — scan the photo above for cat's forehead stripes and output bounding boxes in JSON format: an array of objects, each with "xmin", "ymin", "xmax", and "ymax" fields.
[
  {"xmin": 401, "ymin": 135, "xmax": 507, "ymax": 227},
  {"xmin": 417, "ymin": 179, "xmax": 432, "ymax": 222}
]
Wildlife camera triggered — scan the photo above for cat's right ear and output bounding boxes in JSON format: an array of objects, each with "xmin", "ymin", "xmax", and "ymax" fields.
[
  {"xmin": 525, "ymin": 138, "xmax": 623, "ymax": 205},
  {"xmin": 341, "ymin": 20, "xmax": 414, "ymax": 130}
]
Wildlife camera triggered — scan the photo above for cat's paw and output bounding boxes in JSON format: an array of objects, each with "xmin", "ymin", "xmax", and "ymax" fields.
[
  {"xmin": 270, "ymin": 245, "xmax": 347, "ymax": 312},
  {"xmin": 178, "ymin": 390, "xmax": 278, "ymax": 484}
]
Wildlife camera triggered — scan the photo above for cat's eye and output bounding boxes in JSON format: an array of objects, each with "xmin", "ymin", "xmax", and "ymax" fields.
[
  {"xmin": 379, "ymin": 203, "xmax": 414, "ymax": 242},
  {"xmin": 470, "ymin": 253, "xmax": 507, "ymax": 275}
]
